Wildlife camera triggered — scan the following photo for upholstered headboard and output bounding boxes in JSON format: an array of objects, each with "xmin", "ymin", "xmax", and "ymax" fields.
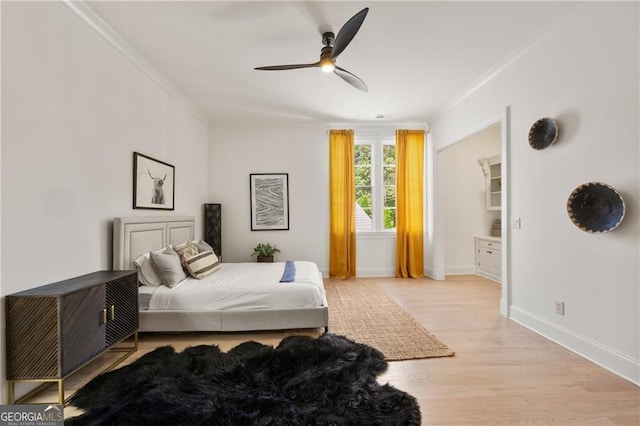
[{"xmin": 113, "ymin": 216, "xmax": 195, "ymax": 270}]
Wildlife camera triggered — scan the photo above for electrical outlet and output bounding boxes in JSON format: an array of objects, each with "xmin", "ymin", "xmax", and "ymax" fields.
[
  {"xmin": 511, "ymin": 217, "xmax": 521, "ymax": 229},
  {"xmin": 555, "ymin": 301, "xmax": 565, "ymax": 316}
]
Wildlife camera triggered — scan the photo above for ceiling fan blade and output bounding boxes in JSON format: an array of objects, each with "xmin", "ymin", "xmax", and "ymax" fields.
[
  {"xmin": 331, "ymin": 8, "xmax": 369, "ymax": 59},
  {"xmin": 254, "ymin": 63, "xmax": 319, "ymax": 71},
  {"xmin": 334, "ymin": 66, "xmax": 368, "ymax": 92}
]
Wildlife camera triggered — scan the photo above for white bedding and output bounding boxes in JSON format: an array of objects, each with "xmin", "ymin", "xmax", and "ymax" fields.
[
  {"xmin": 138, "ymin": 286, "xmax": 155, "ymax": 310},
  {"xmin": 145, "ymin": 261, "xmax": 326, "ymax": 312}
]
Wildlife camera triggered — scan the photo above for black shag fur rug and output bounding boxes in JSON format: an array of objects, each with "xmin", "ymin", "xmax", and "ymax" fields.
[{"xmin": 65, "ymin": 333, "xmax": 420, "ymax": 425}]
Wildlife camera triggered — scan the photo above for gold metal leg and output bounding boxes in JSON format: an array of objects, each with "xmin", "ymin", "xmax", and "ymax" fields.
[
  {"xmin": 9, "ymin": 331, "xmax": 138, "ymax": 405},
  {"xmin": 58, "ymin": 379, "xmax": 64, "ymax": 405},
  {"xmin": 8, "ymin": 381, "xmax": 15, "ymax": 404},
  {"xmin": 10, "ymin": 379, "xmax": 63, "ymax": 405}
]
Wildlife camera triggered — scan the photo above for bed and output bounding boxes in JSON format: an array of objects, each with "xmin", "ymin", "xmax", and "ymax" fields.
[{"xmin": 113, "ymin": 216, "xmax": 329, "ymax": 332}]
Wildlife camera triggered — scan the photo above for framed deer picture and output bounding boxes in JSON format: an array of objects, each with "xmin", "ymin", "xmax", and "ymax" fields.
[{"xmin": 133, "ymin": 152, "xmax": 175, "ymax": 210}]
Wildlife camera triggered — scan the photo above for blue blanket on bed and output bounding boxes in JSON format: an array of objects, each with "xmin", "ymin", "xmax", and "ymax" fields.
[{"xmin": 280, "ymin": 261, "xmax": 296, "ymax": 282}]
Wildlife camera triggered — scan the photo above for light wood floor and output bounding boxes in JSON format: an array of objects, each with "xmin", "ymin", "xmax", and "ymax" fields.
[{"xmin": 25, "ymin": 275, "xmax": 639, "ymax": 425}]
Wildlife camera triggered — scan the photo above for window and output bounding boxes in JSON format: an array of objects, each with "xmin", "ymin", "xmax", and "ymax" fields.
[
  {"xmin": 382, "ymin": 144, "xmax": 396, "ymax": 230},
  {"xmin": 355, "ymin": 134, "xmax": 396, "ymax": 232},
  {"xmin": 354, "ymin": 144, "xmax": 373, "ymax": 230}
]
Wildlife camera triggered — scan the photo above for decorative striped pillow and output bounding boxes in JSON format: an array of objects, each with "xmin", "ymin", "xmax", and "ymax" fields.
[
  {"xmin": 174, "ymin": 241, "xmax": 199, "ymax": 269},
  {"xmin": 185, "ymin": 250, "xmax": 221, "ymax": 279}
]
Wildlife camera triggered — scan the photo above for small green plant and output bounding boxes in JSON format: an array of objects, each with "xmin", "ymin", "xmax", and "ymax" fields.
[{"xmin": 251, "ymin": 243, "xmax": 281, "ymax": 257}]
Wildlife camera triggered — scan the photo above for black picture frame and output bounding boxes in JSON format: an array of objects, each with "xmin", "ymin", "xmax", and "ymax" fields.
[
  {"xmin": 133, "ymin": 152, "xmax": 175, "ymax": 210},
  {"xmin": 250, "ymin": 173, "xmax": 289, "ymax": 231}
]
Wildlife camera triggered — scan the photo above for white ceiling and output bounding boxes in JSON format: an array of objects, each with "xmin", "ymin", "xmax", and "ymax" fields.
[{"xmin": 86, "ymin": 1, "xmax": 577, "ymax": 124}]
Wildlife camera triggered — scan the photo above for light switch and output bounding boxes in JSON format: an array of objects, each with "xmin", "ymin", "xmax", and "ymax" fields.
[{"xmin": 511, "ymin": 217, "xmax": 521, "ymax": 229}]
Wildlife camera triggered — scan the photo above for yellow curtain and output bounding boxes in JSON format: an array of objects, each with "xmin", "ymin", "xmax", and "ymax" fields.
[
  {"xmin": 395, "ymin": 130, "xmax": 425, "ymax": 278},
  {"xmin": 329, "ymin": 130, "xmax": 356, "ymax": 278}
]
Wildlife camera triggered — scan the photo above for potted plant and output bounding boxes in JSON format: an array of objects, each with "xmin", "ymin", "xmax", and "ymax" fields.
[{"xmin": 251, "ymin": 243, "xmax": 281, "ymax": 263}]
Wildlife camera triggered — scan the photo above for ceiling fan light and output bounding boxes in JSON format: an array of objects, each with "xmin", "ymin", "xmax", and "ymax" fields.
[
  {"xmin": 321, "ymin": 63, "xmax": 335, "ymax": 73},
  {"xmin": 320, "ymin": 60, "xmax": 335, "ymax": 73}
]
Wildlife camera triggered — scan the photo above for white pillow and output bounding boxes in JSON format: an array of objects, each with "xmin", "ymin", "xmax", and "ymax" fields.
[
  {"xmin": 134, "ymin": 250, "xmax": 164, "ymax": 287},
  {"xmin": 150, "ymin": 246, "xmax": 187, "ymax": 288},
  {"xmin": 195, "ymin": 240, "xmax": 215, "ymax": 254}
]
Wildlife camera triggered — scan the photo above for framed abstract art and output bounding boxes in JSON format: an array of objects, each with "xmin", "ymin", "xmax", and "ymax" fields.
[{"xmin": 250, "ymin": 173, "xmax": 289, "ymax": 231}]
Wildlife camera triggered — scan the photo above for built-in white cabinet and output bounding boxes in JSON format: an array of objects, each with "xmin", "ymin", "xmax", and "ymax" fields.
[
  {"xmin": 478, "ymin": 155, "xmax": 501, "ymax": 210},
  {"xmin": 475, "ymin": 236, "xmax": 501, "ymax": 282}
]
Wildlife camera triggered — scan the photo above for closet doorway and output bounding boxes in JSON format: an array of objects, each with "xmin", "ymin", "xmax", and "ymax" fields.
[{"xmin": 433, "ymin": 108, "xmax": 510, "ymax": 317}]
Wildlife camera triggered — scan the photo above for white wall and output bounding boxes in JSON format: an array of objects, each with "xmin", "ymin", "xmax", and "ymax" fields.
[
  {"xmin": 439, "ymin": 124, "xmax": 500, "ymax": 274},
  {"xmin": 429, "ymin": 3, "xmax": 639, "ymax": 383},
  {"xmin": 1, "ymin": 1, "xmax": 209, "ymax": 400},
  {"xmin": 355, "ymin": 234, "xmax": 396, "ymax": 277},
  {"xmin": 208, "ymin": 124, "xmax": 413, "ymax": 277},
  {"xmin": 208, "ymin": 124, "xmax": 330, "ymax": 271}
]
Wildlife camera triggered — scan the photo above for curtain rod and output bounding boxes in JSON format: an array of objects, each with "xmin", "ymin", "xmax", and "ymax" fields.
[{"xmin": 325, "ymin": 129, "xmax": 430, "ymax": 135}]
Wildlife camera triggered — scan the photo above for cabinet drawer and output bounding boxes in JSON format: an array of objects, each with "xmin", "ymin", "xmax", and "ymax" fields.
[{"xmin": 477, "ymin": 239, "xmax": 501, "ymax": 251}]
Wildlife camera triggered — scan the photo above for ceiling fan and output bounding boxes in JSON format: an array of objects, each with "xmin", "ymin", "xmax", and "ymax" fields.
[{"xmin": 254, "ymin": 7, "xmax": 369, "ymax": 92}]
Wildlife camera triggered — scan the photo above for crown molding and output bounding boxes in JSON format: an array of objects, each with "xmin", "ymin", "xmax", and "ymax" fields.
[
  {"xmin": 435, "ymin": 2, "xmax": 583, "ymax": 117},
  {"xmin": 327, "ymin": 121, "xmax": 429, "ymax": 133},
  {"xmin": 62, "ymin": 0, "xmax": 209, "ymax": 125}
]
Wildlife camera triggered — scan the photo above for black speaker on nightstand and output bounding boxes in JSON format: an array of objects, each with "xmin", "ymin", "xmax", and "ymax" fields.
[{"xmin": 204, "ymin": 203, "xmax": 222, "ymax": 259}]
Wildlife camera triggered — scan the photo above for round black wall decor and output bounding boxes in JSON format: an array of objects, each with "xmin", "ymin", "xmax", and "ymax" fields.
[
  {"xmin": 567, "ymin": 182, "xmax": 625, "ymax": 233},
  {"xmin": 528, "ymin": 117, "xmax": 559, "ymax": 150}
]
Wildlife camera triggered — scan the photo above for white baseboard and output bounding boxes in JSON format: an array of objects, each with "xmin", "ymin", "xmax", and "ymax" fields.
[
  {"xmin": 319, "ymin": 267, "xmax": 395, "ymax": 278},
  {"xmin": 475, "ymin": 269, "xmax": 500, "ymax": 283},
  {"xmin": 500, "ymin": 299, "xmax": 508, "ymax": 317},
  {"xmin": 424, "ymin": 267, "xmax": 436, "ymax": 280},
  {"xmin": 356, "ymin": 267, "xmax": 395, "ymax": 277},
  {"xmin": 445, "ymin": 266, "xmax": 476, "ymax": 275},
  {"xmin": 510, "ymin": 306, "xmax": 640, "ymax": 386}
]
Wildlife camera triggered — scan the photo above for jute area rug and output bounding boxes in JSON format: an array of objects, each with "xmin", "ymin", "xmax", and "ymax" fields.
[{"xmin": 288, "ymin": 281, "xmax": 454, "ymax": 361}]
